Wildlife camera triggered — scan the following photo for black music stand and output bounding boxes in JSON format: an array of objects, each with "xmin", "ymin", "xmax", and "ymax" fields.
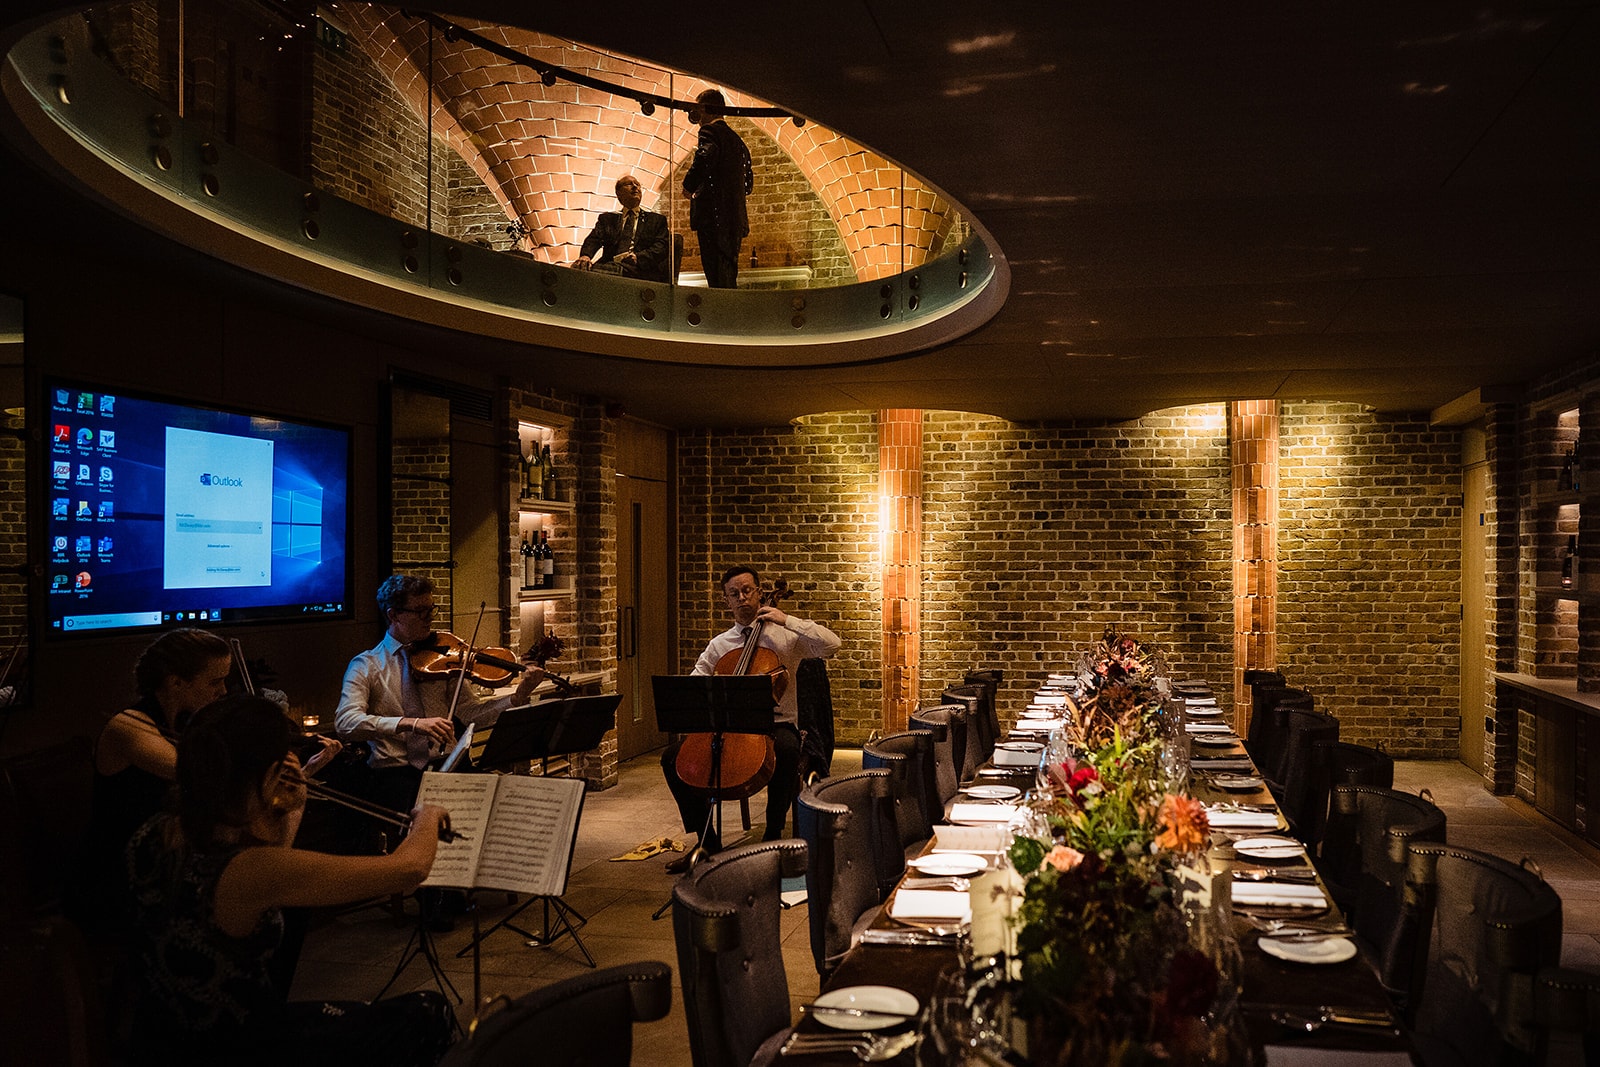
[
  {"xmin": 453, "ymin": 693, "xmax": 621, "ymax": 971},
  {"xmin": 649, "ymin": 675, "xmax": 775, "ymax": 918}
]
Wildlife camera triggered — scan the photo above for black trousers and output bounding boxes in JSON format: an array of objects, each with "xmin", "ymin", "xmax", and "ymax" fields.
[
  {"xmin": 661, "ymin": 723, "xmax": 801, "ymax": 849},
  {"xmin": 696, "ymin": 229, "xmax": 741, "ymax": 289}
]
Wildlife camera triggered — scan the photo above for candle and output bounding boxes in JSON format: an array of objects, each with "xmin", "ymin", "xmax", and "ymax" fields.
[{"xmin": 301, "ymin": 713, "xmax": 321, "ymax": 729}]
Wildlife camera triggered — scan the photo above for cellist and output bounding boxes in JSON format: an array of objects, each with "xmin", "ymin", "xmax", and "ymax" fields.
[{"xmin": 661, "ymin": 565, "xmax": 841, "ymax": 873}]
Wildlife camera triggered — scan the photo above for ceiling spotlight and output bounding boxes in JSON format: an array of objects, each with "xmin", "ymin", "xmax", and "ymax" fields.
[
  {"xmin": 541, "ymin": 69, "xmax": 557, "ymax": 86},
  {"xmin": 640, "ymin": 98, "xmax": 655, "ymax": 116}
]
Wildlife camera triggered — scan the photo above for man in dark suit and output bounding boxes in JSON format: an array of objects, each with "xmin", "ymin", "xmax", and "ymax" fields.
[
  {"xmin": 575, "ymin": 173, "xmax": 670, "ymax": 282},
  {"xmin": 683, "ymin": 89, "xmax": 753, "ymax": 289}
]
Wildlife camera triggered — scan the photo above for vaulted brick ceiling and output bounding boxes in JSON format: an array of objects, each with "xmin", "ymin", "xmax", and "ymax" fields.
[{"xmin": 338, "ymin": 6, "xmax": 959, "ymax": 279}]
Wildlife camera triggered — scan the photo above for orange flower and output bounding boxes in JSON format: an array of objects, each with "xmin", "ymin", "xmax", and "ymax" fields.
[
  {"xmin": 1044, "ymin": 845, "xmax": 1085, "ymax": 872},
  {"xmin": 1155, "ymin": 794, "xmax": 1209, "ymax": 853}
]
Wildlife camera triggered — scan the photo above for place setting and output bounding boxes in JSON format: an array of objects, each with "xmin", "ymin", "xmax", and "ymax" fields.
[{"xmin": 784, "ymin": 986, "xmax": 922, "ymax": 1061}]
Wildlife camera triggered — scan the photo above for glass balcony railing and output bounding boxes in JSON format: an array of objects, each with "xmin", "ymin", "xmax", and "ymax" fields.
[{"xmin": 4, "ymin": 2, "xmax": 1002, "ymax": 359}]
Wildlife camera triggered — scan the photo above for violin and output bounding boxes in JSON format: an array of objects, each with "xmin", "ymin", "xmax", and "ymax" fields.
[
  {"xmin": 408, "ymin": 631, "xmax": 529, "ymax": 687},
  {"xmin": 674, "ymin": 577, "xmax": 788, "ymax": 800}
]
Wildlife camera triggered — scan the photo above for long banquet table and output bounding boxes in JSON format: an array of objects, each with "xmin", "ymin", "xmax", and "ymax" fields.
[{"xmin": 782, "ymin": 680, "xmax": 1419, "ymax": 1065}]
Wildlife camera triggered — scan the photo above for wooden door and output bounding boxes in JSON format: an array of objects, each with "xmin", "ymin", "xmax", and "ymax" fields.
[
  {"xmin": 614, "ymin": 417, "xmax": 673, "ymax": 761},
  {"xmin": 1459, "ymin": 460, "xmax": 1487, "ymax": 772}
]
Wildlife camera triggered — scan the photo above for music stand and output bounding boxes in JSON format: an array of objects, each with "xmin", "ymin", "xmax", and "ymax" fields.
[
  {"xmin": 454, "ymin": 693, "xmax": 621, "ymax": 971},
  {"xmin": 649, "ymin": 675, "xmax": 775, "ymax": 918}
]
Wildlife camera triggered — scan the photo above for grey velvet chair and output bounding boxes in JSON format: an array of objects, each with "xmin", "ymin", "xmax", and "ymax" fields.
[
  {"xmin": 795, "ymin": 769, "xmax": 897, "ymax": 979},
  {"xmin": 437, "ymin": 960, "xmax": 672, "ymax": 1067},
  {"xmin": 861, "ymin": 731, "xmax": 939, "ymax": 857},
  {"xmin": 1319, "ymin": 785, "xmax": 1447, "ymax": 999},
  {"xmin": 1526, "ymin": 965, "xmax": 1600, "ymax": 1066},
  {"xmin": 1400, "ymin": 842, "xmax": 1563, "ymax": 1067},
  {"xmin": 908, "ymin": 703, "xmax": 967, "ymax": 809},
  {"xmin": 1271, "ymin": 707, "xmax": 1340, "ymax": 846},
  {"xmin": 941, "ymin": 685, "xmax": 987, "ymax": 784},
  {"xmin": 671, "ymin": 839, "xmax": 807, "ymax": 1067},
  {"xmin": 1321, "ymin": 740, "xmax": 1395, "ymax": 790},
  {"xmin": 1246, "ymin": 684, "xmax": 1315, "ymax": 784}
]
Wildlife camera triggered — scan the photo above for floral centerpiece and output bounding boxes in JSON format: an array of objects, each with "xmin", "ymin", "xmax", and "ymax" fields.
[{"xmin": 1004, "ymin": 629, "xmax": 1246, "ymax": 1066}]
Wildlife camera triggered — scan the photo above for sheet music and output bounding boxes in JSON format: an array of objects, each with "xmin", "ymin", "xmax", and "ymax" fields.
[
  {"xmin": 415, "ymin": 771, "xmax": 584, "ymax": 896},
  {"xmin": 473, "ymin": 776, "xmax": 584, "ymax": 896}
]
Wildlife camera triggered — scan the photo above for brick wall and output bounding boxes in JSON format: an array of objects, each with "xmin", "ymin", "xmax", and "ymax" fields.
[
  {"xmin": 390, "ymin": 441, "xmax": 451, "ymax": 609},
  {"xmin": 679, "ymin": 404, "xmax": 1462, "ymax": 754},
  {"xmin": 1275, "ymin": 404, "xmax": 1461, "ymax": 754}
]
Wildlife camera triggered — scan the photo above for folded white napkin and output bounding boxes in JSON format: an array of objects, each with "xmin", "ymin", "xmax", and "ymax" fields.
[
  {"xmin": 1263, "ymin": 1049, "xmax": 1413, "ymax": 1066},
  {"xmin": 1192, "ymin": 757, "xmax": 1254, "ymax": 771},
  {"xmin": 1185, "ymin": 696, "xmax": 1218, "ymax": 706},
  {"xmin": 933, "ymin": 824, "xmax": 1010, "ymax": 853},
  {"xmin": 1186, "ymin": 721, "xmax": 1232, "ymax": 733},
  {"xmin": 1232, "ymin": 882, "xmax": 1328, "ymax": 909},
  {"xmin": 889, "ymin": 889, "xmax": 973, "ymax": 922},
  {"xmin": 1205, "ymin": 809, "xmax": 1282, "ymax": 829},
  {"xmin": 994, "ymin": 744, "xmax": 1043, "ymax": 766},
  {"xmin": 948, "ymin": 802, "xmax": 1020, "ymax": 825}
]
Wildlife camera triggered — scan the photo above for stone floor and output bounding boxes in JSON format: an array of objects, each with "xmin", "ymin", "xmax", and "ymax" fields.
[{"xmin": 287, "ymin": 755, "xmax": 1600, "ymax": 1064}]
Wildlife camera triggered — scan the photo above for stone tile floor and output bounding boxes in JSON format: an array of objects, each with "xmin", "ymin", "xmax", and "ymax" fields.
[{"xmin": 288, "ymin": 756, "xmax": 1600, "ymax": 1064}]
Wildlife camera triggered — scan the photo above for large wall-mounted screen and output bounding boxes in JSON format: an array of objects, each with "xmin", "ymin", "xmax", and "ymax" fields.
[{"xmin": 42, "ymin": 378, "xmax": 351, "ymax": 637}]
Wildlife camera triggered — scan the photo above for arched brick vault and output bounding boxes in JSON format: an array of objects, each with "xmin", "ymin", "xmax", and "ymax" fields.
[{"xmin": 339, "ymin": 6, "xmax": 960, "ymax": 281}]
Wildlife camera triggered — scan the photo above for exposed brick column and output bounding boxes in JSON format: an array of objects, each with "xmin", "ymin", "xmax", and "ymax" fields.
[
  {"xmin": 1230, "ymin": 401, "xmax": 1279, "ymax": 732},
  {"xmin": 1484, "ymin": 403, "xmax": 1521, "ymax": 793},
  {"xmin": 880, "ymin": 410, "xmax": 922, "ymax": 733}
]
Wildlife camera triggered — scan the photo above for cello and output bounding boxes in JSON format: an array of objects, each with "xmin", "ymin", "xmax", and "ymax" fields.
[{"xmin": 673, "ymin": 577, "xmax": 789, "ymax": 801}]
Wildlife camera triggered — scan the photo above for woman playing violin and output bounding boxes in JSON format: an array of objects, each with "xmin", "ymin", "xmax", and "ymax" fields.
[
  {"xmin": 77, "ymin": 628, "xmax": 339, "ymax": 938},
  {"xmin": 660, "ymin": 565, "xmax": 840, "ymax": 872},
  {"xmin": 335, "ymin": 574, "xmax": 545, "ymax": 824},
  {"xmin": 126, "ymin": 694, "xmax": 454, "ymax": 1067}
]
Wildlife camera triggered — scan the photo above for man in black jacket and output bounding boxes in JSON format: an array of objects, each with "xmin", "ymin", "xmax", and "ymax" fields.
[
  {"xmin": 683, "ymin": 89, "xmax": 753, "ymax": 289},
  {"xmin": 575, "ymin": 173, "xmax": 670, "ymax": 282}
]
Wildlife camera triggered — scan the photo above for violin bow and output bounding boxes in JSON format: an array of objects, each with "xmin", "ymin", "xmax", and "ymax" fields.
[{"xmin": 445, "ymin": 602, "xmax": 491, "ymax": 724}]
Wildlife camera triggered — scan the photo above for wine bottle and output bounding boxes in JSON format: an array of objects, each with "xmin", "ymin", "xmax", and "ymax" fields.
[
  {"xmin": 521, "ymin": 534, "xmax": 535, "ymax": 590},
  {"xmin": 540, "ymin": 444, "xmax": 555, "ymax": 502},
  {"xmin": 1561, "ymin": 447, "xmax": 1575, "ymax": 492},
  {"xmin": 541, "ymin": 529, "xmax": 555, "ymax": 589},
  {"xmin": 529, "ymin": 442, "xmax": 545, "ymax": 500},
  {"xmin": 1563, "ymin": 535, "xmax": 1577, "ymax": 589},
  {"xmin": 519, "ymin": 448, "xmax": 533, "ymax": 499}
]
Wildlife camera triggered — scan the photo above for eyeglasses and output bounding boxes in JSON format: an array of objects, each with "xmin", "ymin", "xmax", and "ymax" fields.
[
  {"xmin": 724, "ymin": 587, "xmax": 758, "ymax": 601},
  {"xmin": 395, "ymin": 605, "xmax": 436, "ymax": 620}
]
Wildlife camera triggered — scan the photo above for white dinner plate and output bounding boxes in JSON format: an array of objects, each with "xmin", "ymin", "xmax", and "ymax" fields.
[
  {"xmin": 1258, "ymin": 935, "xmax": 1358, "ymax": 965},
  {"xmin": 1185, "ymin": 705, "xmax": 1223, "ymax": 717},
  {"xmin": 965, "ymin": 784, "xmax": 1021, "ymax": 800},
  {"xmin": 909, "ymin": 852, "xmax": 989, "ymax": 877},
  {"xmin": 811, "ymin": 985, "xmax": 920, "ymax": 1030},
  {"xmin": 1233, "ymin": 836, "xmax": 1307, "ymax": 860},
  {"xmin": 1212, "ymin": 773, "xmax": 1265, "ymax": 791}
]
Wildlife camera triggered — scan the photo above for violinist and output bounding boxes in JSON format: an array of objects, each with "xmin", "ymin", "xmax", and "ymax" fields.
[
  {"xmin": 125, "ymin": 694, "xmax": 454, "ymax": 1067},
  {"xmin": 661, "ymin": 565, "xmax": 840, "ymax": 873},
  {"xmin": 334, "ymin": 574, "xmax": 545, "ymax": 829},
  {"xmin": 76, "ymin": 628, "xmax": 339, "ymax": 938}
]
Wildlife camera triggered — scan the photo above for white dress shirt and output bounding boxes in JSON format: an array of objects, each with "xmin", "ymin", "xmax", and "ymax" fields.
[
  {"xmin": 335, "ymin": 632, "xmax": 521, "ymax": 769},
  {"xmin": 691, "ymin": 615, "xmax": 841, "ymax": 726}
]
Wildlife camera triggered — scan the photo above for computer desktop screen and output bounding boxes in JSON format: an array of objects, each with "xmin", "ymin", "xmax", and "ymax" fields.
[{"xmin": 42, "ymin": 378, "xmax": 351, "ymax": 637}]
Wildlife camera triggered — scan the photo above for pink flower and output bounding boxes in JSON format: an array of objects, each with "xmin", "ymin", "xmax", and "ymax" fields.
[{"xmin": 1044, "ymin": 845, "xmax": 1084, "ymax": 872}]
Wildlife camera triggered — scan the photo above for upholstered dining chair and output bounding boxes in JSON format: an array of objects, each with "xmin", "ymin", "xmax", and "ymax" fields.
[
  {"xmin": 952, "ymin": 675, "xmax": 1002, "ymax": 767},
  {"xmin": 908, "ymin": 703, "xmax": 967, "ymax": 809},
  {"xmin": 436, "ymin": 960, "xmax": 672, "ymax": 1067},
  {"xmin": 1318, "ymin": 785, "xmax": 1447, "ymax": 999},
  {"xmin": 1246, "ymin": 684, "xmax": 1315, "ymax": 785},
  {"xmin": 861, "ymin": 731, "xmax": 939, "ymax": 857},
  {"xmin": 941, "ymin": 684, "xmax": 989, "ymax": 783},
  {"xmin": 1525, "ymin": 965, "xmax": 1600, "ymax": 1066},
  {"xmin": 1321, "ymin": 739, "xmax": 1395, "ymax": 790},
  {"xmin": 1400, "ymin": 842, "xmax": 1563, "ymax": 1067},
  {"xmin": 671, "ymin": 839, "xmax": 807, "ymax": 1067},
  {"xmin": 1269, "ymin": 708, "xmax": 1340, "ymax": 846},
  {"xmin": 795, "ymin": 769, "xmax": 897, "ymax": 979}
]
